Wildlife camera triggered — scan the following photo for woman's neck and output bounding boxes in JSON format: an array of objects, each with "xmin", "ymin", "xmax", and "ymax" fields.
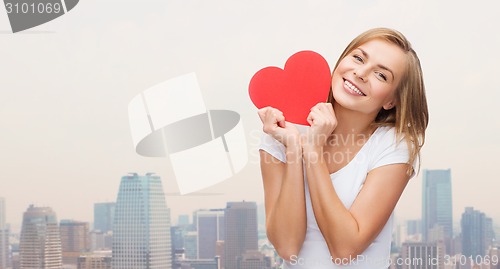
[{"xmin": 332, "ymin": 101, "xmax": 377, "ymax": 138}]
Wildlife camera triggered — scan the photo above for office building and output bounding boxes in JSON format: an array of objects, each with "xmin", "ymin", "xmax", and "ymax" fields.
[
  {"xmin": 422, "ymin": 169, "xmax": 453, "ymax": 252},
  {"xmin": 77, "ymin": 251, "xmax": 111, "ymax": 269},
  {"xmin": 489, "ymin": 247, "xmax": 500, "ymax": 269},
  {"xmin": 177, "ymin": 215, "xmax": 190, "ymax": 226},
  {"xmin": 111, "ymin": 173, "xmax": 171, "ymax": 269},
  {"xmin": 0, "ymin": 198, "xmax": 8, "ymax": 269},
  {"xmin": 93, "ymin": 203, "xmax": 115, "ymax": 233},
  {"xmin": 184, "ymin": 231, "xmax": 198, "ymax": 259},
  {"xmin": 237, "ymin": 250, "xmax": 271, "ymax": 269},
  {"xmin": 19, "ymin": 205, "xmax": 62, "ymax": 269},
  {"xmin": 60, "ymin": 220, "xmax": 90, "ymax": 266},
  {"xmin": 195, "ymin": 209, "xmax": 224, "ymax": 259},
  {"xmin": 89, "ymin": 230, "xmax": 112, "ymax": 251},
  {"xmin": 461, "ymin": 207, "xmax": 495, "ymax": 257},
  {"xmin": 407, "ymin": 220, "xmax": 421, "ymax": 237},
  {"xmin": 400, "ymin": 241, "xmax": 445, "ymax": 269},
  {"xmin": 224, "ymin": 201, "xmax": 258, "ymax": 269}
]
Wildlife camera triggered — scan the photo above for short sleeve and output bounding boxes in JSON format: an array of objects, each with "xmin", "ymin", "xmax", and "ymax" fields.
[
  {"xmin": 369, "ymin": 127, "xmax": 416, "ymax": 178},
  {"xmin": 258, "ymin": 132, "xmax": 286, "ymax": 163}
]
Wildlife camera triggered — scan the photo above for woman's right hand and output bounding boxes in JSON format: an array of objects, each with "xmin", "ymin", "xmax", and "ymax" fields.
[{"xmin": 258, "ymin": 107, "xmax": 300, "ymax": 147}]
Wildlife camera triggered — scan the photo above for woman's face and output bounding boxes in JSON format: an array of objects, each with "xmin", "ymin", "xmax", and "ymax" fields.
[{"xmin": 331, "ymin": 38, "xmax": 406, "ymax": 115}]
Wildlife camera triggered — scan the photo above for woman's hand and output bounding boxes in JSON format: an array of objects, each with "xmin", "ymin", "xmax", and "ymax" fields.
[
  {"xmin": 303, "ymin": 103, "xmax": 337, "ymax": 149},
  {"xmin": 258, "ymin": 107, "xmax": 300, "ymax": 147}
]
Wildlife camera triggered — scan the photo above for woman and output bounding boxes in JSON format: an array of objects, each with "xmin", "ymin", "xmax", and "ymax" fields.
[{"xmin": 258, "ymin": 28, "xmax": 428, "ymax": 268}]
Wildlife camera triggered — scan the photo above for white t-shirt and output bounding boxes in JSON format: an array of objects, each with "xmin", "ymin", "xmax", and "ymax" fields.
[{"xmin": 259, "ymin": 126, "xmax": 414, "ymax": 269}]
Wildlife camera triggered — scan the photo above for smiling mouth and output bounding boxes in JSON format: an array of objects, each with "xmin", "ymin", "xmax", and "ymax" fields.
[{"xmin": 344, "ymin": 79, "xmax": 366, "ymax": 96}]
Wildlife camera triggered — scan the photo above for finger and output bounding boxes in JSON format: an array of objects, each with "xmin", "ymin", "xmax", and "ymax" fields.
[
  {"xmin": 312, "ymin": 103, "xmax": 335, "ymax": 123},
  {"xmin": 257, "ymin": 108, "xmax": 268, "ymax": 123},
  {"xmin": 324, "ymin": 102, "xmax": 335, "ymax": 117},
  {"xmin": 307, "ymin": 110, "xmax": 324, "ymax": 126},
  {"xmin": 275, "ymin": 113, "xmax": 286, "ymax": 128}
]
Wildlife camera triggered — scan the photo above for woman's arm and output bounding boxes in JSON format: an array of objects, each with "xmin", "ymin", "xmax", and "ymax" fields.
[
  {"xmin": 258, "ymin": 107, "xmax": 307, "ymax": 260},
  {"xmin": 303, "ymin": 146, "xmax": 410, "ymax": 260},
  {"xmin": 260, "ymin": 144, "xmax": 306, "ymax": 260}
]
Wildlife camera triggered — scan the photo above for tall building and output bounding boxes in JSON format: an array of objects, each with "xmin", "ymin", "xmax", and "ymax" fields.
[
  {"xmin": 422, "ymin": 169, "xmax": 453, "ymax": 252},
  {"xmin": 89, "ymin": 230, "xmax": 113, "ymax": 251},
  {"xmin": 60, "ymin": 220, "xmax": 90, "ymax": 266},
  {"xmin": 183, "ymin": 231, "xmax": 198, "ymax": 259},
  {"xmin": 177, "ymin": 215, "xmax": 189, "ymax": 226},
  {"xmin": 400, "ymin": 241, "xmax": 445, "ymax": 269},
  {"xmin": 406, "ymin": 219, "xmax": 421, "ymax": 237},
  {"xmin": 93, "ymin": 203, "xmax": 115, "ymax": 233},
  {"xmin": 19, "ymin": 205, "xmax": 62, "ymax": 269},
  {"xmin": 195, "ymin": 209, "xmax": 224, "ymax": 259},
  {"xmin": 461, "ymin": 207, "xmax": 495, "ymax": 257},
  {"xmin": 224, "ymin": 201, "xmax": 258, "ymax": 269},
  {"xmin": 489, "ymin": 247, "xmax": 500, "ymax": 269},
  {"xmin": 111, "ymin": 173, "xmax": 171, "ymax": 269},
  {"xmin": 237, "ymin": 250, "xmax": 271, "ymax": 269},
  {"xmin": 77, "ymin": 251, "xmax": 111, "ymax": 269},
  {"xmin": 0, "ymin": 198, "xmax": 9, "ymax": 269}
]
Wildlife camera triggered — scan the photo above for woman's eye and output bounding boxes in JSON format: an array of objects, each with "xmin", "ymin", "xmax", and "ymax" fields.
[
  {"xmin": 353, "ymin": 55, "xmax": 363, "ymax": 63},
  {"xmin": 376, "ymin": 72, "xmax": 387, "ymax": 81}
]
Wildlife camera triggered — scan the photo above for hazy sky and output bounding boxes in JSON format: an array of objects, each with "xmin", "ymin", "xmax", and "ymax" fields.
[{"xmin": 1, "ymin": 0, "xmax": 499, "ymax": 232}]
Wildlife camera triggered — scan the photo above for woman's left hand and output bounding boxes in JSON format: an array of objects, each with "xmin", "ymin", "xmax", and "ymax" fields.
[{"xmin": 303, "ymin": 102, "xmax": 337, "ymax": 149}]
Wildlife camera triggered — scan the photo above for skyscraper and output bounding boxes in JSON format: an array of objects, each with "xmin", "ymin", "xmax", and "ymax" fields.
[
  {"xmin": 460, "ymin": 207, "xmax": 495, "ymax": 257},
  {"xmin": 195, "ymin": 209, "xmax": 224, "ymax": 259},
  {"xmin": 93, "ymin": 203, "xmax": 115, "ymax": 233},
  {"xmin": 224, "ymin": 201, "xmax": 258, "ymax": 269},
  {"xmin": 60, "ymin": 220, "xmax": 90, "ymax": 266},
  {"xmin": 422, "ymin": 169, "xmax": 453, "ymax": 251},
  {"xmin": 0, "ymin": 198, "xmax": 8, "ymax": 269},
  {"xmin": 112, "ymin": 173, "xmax": 171, "ymax": 269},
  {"xmin": 400, "ymin": 241, "xmax": 445, "ymax": 269},
  {"xmin": 19, "ymin": 205, "xmax": 62, "ymax": 269},
  {"xmin": 78, "ymin": 251, "xmax": 112, "ymax": 269},
  {"xmin": 0, "ymin": 198, "xmax": 4, "ymax": 228}
]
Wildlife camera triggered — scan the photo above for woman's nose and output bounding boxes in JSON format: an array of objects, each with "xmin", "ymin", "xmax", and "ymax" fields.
[{"xmin": 353, "ymin": 67, "xmax": 368, "ymax": 82}]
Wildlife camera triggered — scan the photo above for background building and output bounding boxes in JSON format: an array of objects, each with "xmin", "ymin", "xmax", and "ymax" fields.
[
  {"xmin": 19, "ymin": 205, "xmax": 62, "ymax": 269},
  {"xmin": 0, "ymin": 198, "xmax": 9, "ymax": 269},
  {"xmin": 89, "ymin": 230, "xmax": 112, "ymax": 251},
  {"xmin": 93, "ymin": 203, "xmax": 115, "ymax": 233},
  {"xmin": 195, "ymin": 209, "xmax": 224, "ymax": 259},
  {"xmin": 461, "ymin": 207, "xmax": 496, "ymax": 258},
  {"xmin": 237, "ymin": 250, "xmax": 271, "ymax": 269},
  {"xmin": 224, "ymin": 201, "xmax": 258, "ymax": 269},
  {"xmin": 77, "ymin": 251, "xmax": 111, "ymax": 269},
  {"xmin": 111, "ymin": 173, "xmax": 171, "ymax": 269},
  {"xmin": 60, "ymin": 220, "xmax": 90, "ymax": 266},
  {"xmin": 422, "ymin": 169, "xmax": 453, "ymax": 253},
  {"xmin": 177, "ymin": 215, "xmax": 190, "ymax": 226},
  {"xmin": 400, "ymin": 241, "xmax": 445, "ymax": 269}
]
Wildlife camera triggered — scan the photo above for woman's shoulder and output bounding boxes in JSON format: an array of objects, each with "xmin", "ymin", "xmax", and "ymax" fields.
[
  {"xmin": 372, "ymin": 126, "xmax": 405, "ymax": 146},
  {"xmin": 366, "ymin": 126, "xmax": 412, "ymax": 172}
]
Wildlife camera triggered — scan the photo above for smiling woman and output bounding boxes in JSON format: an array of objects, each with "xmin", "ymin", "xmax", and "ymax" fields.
[{"xmin": 258, "ymin": 28, "xmax": 428, "ymax": 269}]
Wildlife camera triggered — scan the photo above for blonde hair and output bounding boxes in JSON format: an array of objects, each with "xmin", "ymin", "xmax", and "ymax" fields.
[{"xmin": 327, "ymin": 28, "xmax": 429, "ymax": 175}]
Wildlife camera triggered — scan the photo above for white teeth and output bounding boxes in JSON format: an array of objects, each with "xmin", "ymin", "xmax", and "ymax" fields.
[{"xmin": 344, "ymin": 80, "xmax": 365, "ymax": 96}]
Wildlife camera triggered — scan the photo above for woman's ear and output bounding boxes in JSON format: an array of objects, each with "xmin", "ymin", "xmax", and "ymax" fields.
[{"xmin": 383, "ymin": 102, "xmax": 395, "ymax": 110}]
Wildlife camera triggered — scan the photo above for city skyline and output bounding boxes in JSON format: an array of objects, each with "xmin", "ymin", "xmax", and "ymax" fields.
[
  {"xmin": 1, "ymin": 183, "xmax": 499, "ymax": 235},
  {"xmin": 1, "ymin": 201, "xmax": 496, "ymax": 269},
  {"xmin": 1, "ymin": 0, "xmax": 500, "ymax": 236}
]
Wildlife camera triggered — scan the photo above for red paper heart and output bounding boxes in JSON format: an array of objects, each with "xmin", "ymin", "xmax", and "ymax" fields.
[{"xmin": 249, "ymin": 50, "xmax": 331, "ymax": 125}]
